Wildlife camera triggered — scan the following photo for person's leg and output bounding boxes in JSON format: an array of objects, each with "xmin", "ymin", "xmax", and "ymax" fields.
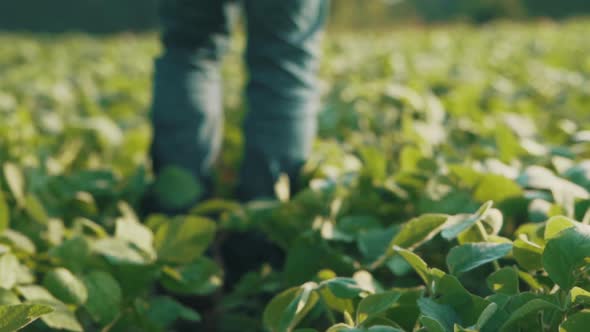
[
  {"xmin": 239, "ymin": 0, "xmax": 330, "ymax": 200},
  {"xmin": 220, "ymin": 0, "xmax": 329, "ymax": 293},
  {"xmin": 149, "ymin": 0, "xmax": 236, "ymax": 211}
]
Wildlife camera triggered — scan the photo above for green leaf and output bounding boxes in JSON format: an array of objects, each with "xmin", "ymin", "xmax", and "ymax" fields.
[
  {"xmin": 442, "ymin": 201, "xmax": 493, "ymax": 240},
  {"xmin": 17, "ymin": 285, "xmax": 83, "ymax": 331},
  {"xmin": 83, "ymin": 271, "xmax": 122, "ymax": 325},
  {"xmin": 395, "ymin": 247, "xmax": 431, "ymax": 286},
  {"xmin": 486, "ymin": 267, "xmax": 519, "ymax": 295},
  {"xmin": 0, "ymin": 191, "xmax": 9, "ymax": 232},
  {"xmin": 263, "ymin": 283, "xmax": 319, "ymax": 332},
  {"xmin": 0, "ymin": 253, "xmax": 18, "ymax": 289},
  {"xmin": 475, "ymin": 303, "xmax": 498, "ymax": 330},
  {"xmin": 513, "ymin": 237, "xmax": 543, "ymax": 271},
  {"xmin": 154, "ymin": 216, "xmax": 216, "ymax": 264},
  {"xmin": 570, "ymin": 287, "xmax": 590, "ymax": 306},
  {"xmin": 189, "ymin": 199, "xmax": 241, "ymax": 216},
  {"xmin": 318, "ymin": 286, "xmax": 355, "ymax": 314},
  {"xmin": 48, "ymin": 236, "xmax": 90, "ymax": 273},
  {"xmin": 0, "ymin": 289, "xmax": 20, "ymax": 305},
  {"xmin": 544, "ymin": 216, "xmax": 577, "ymax": 240},
  {"xmin": 367, "ymin": 327, "xmax": 405, "ymax": 332},
  {"xmin": 160, "ymin": 257, "xmax": 223, "ymax": 295},
  {"xmin": 43, "ymin": 268, "xmax": 87, "ymax": 305},
  {"xmin": 390, "ymin": 214, "xmax": 449, "ymax": 251},
  {"xmin": 320, "ymin": 278, "xmax": 367, "ymax": 299},
  {"xmin": 473, "ymin": 174, "xmax": 523, "ymax": 203},
  {"xmin": 499, "ymin": 299, "xmax": 560, "ymax": 332},
  {"xmin": 153, "ymin": 166, "xmax": 202, "ymax": 210},
  {"xmin": 115, "ymin": 216, "xmax": 156, "ymax": 260},
  {"xmin": 24, "ymin": 194, "xmax": 48, "ymax": 225},
  {"xmin": 139, "ymin": 296, "xmax": 201, "ymax": 329},
  {"xmin": 421, "ymin": 316, "xmax": 447, "ymax": 332},
  {"xmin": 418, "ymin": 298, "xmax": 460, "ymax": 332},
  {"xmin": 433, "ymin": 275, "xmax": 490, "ymax": 326},
  {"xmin": 383, "ymin": 287, "xmax": 424, "ymax": 331},
  {"xmin": 326, "ymin": 324, "xmax": 404, "ymax": 332},
  {"xmin": 0, "ymin": 230, "xmax": 36, "ymax": 255},
  {"xmin": 0, "ymin": 304, "xmax": 54, "ymax": 332},
  {"xmin": 356, "ymin": 290, "xmax": 402, "ymax": 324},
  {"xmin": 3, "ymin": 163, "xmax": 25, "ymax": 206},
  {"xmin": 327, "ymin": 324, "xmax": 361, "ymax": 332},
  {"xmin": 543, "ymin": 225, "xmax": 590, "ymax": 290},
  {"xmin": 446, "ymin": 243, "xmax": 513, "ymax": 275},
  {"xmin": 93, "ymin": 237, "xmax": 152, "ymax": 265},
  {"xmin": 559, "ymin": 310, "xmax": 590, "ymax": 332}
]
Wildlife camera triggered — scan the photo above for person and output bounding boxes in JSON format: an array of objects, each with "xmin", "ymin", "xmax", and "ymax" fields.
[
  {"xmin": 149, "ymin": 0, "xmax": 330, "ymax": 205},
  {"xmin": 146, "ymin": 1, "xmax": 330, "ymax": 328}
]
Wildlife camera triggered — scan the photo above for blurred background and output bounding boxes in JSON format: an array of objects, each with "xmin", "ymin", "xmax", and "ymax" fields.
[{"xmin": 1, "ymin": 0, "xmax": 590, "ymax": 34}]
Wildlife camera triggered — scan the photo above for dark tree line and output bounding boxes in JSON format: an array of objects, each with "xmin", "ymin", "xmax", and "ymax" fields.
[{"xmin": 1, "ymin": 0, "xmax": 589, "ymax": 33}]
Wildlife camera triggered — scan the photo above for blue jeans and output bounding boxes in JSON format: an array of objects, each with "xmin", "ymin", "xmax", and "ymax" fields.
[{"xmin": 150, "ymin": 0, "xmax": 329, "ymax": 201}]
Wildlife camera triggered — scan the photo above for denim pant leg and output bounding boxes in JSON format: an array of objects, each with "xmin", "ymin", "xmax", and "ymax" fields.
[
  {"xmin": 150, "ymin": 0, "xmax": 236, "ymax": 196},
  {"xmin": 238, "ymin": 0, "xmax": 330, "ymax": 200}
]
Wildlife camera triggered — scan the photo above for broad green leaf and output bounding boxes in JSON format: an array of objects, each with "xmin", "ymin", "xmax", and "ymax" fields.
[
  {"xmin": 73, "ymin": 218, "xmax": 107, "ymax": 238},
  {"xmin": 475, "ymin": 303, "xmax": 498, "ymax": 330},
  {"xmin": 420, "ymin": 316, "xmax": 446, "ymax": 332},
  {"xmin": 0, "ymin": 253, "xmax": 18, "ymax": 289},
  {"xmin": 570, "ymin": 287, "xmax": 590, "ymax": 306},
  {"xmin": 189, "ymin": 199, "xmax": 241, "ymax": 216},
  {"xmin": 17, "ymin": 285, "xmax": 83, "ymax": 331},
  {"xmin": 387, "ymin": 287, "xmax": 425, "ymax": 331},
  {"xmin": 154, "ymin": 216, "xmax": 216, "ymax": 264},
  {"xmin": 0, "ymin": 289, "xmax": 19, "ymax": 305},
  {"xmin": 0, "ymin": 230, "xmax": 35, "ymax": 254},
  {"xmin": 543, "ymin": 225, "xmax": 590, "ymax": 290},
  {"xmin": 367, "ymin": 327, "xmax": 405, "ymax": 332},
  {"xmin": 318, "ymin": 286, "xmax": 355, "ymax": 314},
  {"xmin": 486, "ymin": 267, "xmax": 519, "ymax": 295},
  {"xmin": 499, "ymin": 299, "xmax": 560, "ymax": 332},
  {"xmin": 43, "ymin": 268, "xmax": 87, "ymax": 305},
  {"xmin": 139, "ymin": 296, "xmax": 201, "ymax": 329},
  {"xmin": 24, "ymin": 194, "xmax": 48, "ymax": 225},
  {"xmin": 559, "ymin": 310, "xmax": 590, "ymax": 332},
  {"xmin": 320, "ymin": 278, "xmax": 367, "ymax": 299},
  {"xmin": 48, "ymin": 236, "xmax": 90, "ymax": 273},
  {"xmin": 516, "ymin": 269, "xmax": 543, "ymax": 291},
  {"xmin": 442, "ymin": 201, "xmax": 493, "ymax": 240},
  {"xmin": 327, "ymin": 324, "xmax": 360, "ymax": 332},
  {"xmin": 473, "ymin": 174, "xmax": 523, "ymax": 203},
  {"xmin": 513, "ymin": 238, "xmax": 543, "ymax": 271},
  {"xmin": 93, "ymin": 237, "xmax": 151, "ymax": 265},
  {"xmin": 389, "ymin": 214, "xmax": 449, "ymax": 251},
  {"xmin": 115, "ymin": 216, "xmax": 156, "ymax": 259},
  {"xmin": 359, "ymin": 226, "xmax": 398, "ymax": 260},
  {"xmin": 160, "ymin": 257, "xmax": 222, "ymax": 295},
  {"xmin": 356, "ymin": 290, "xmax": 402, "ymax": 324},
  {"xmin": 433, "ymin": 275, "xmax": 490, "ymax": 326},
  {"xmin": 3, "ymin": 163, "xmax": 25, "ymax": 206},
  {"xmin": 418, "ymin": 298, "xmax": 459, "ymax": 332},
  {"xmin": 482, "ymin": 208, "xmax": 504, "ymax": 236},
  {"xmin": 544, "ymin": 216, "xmax": 577, "ymax": 240},
  {"xmin": 0, "ymin": 191, "xmax": 9, "ymax": 232},
  {"xmin": 152, "ymin": 166, "xmax": 202, "ymax": 210},
  {"xmin": 263, "ymin": 283, "xmax": 319, "ymax": 332},
  {"xmin": 83, "ymin": 271, "xmax": 122, "ymax": 325},
  {"xmin": 0, "ymin": 304, "xmax": 53, "ymax": 332},
  {"xmin": 395, "ymin": 247, "xmax": 430, "ymax": 286},
  {"xmin": 447, "ymin": 243, "xmax": 513, "ymax": 275}
]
